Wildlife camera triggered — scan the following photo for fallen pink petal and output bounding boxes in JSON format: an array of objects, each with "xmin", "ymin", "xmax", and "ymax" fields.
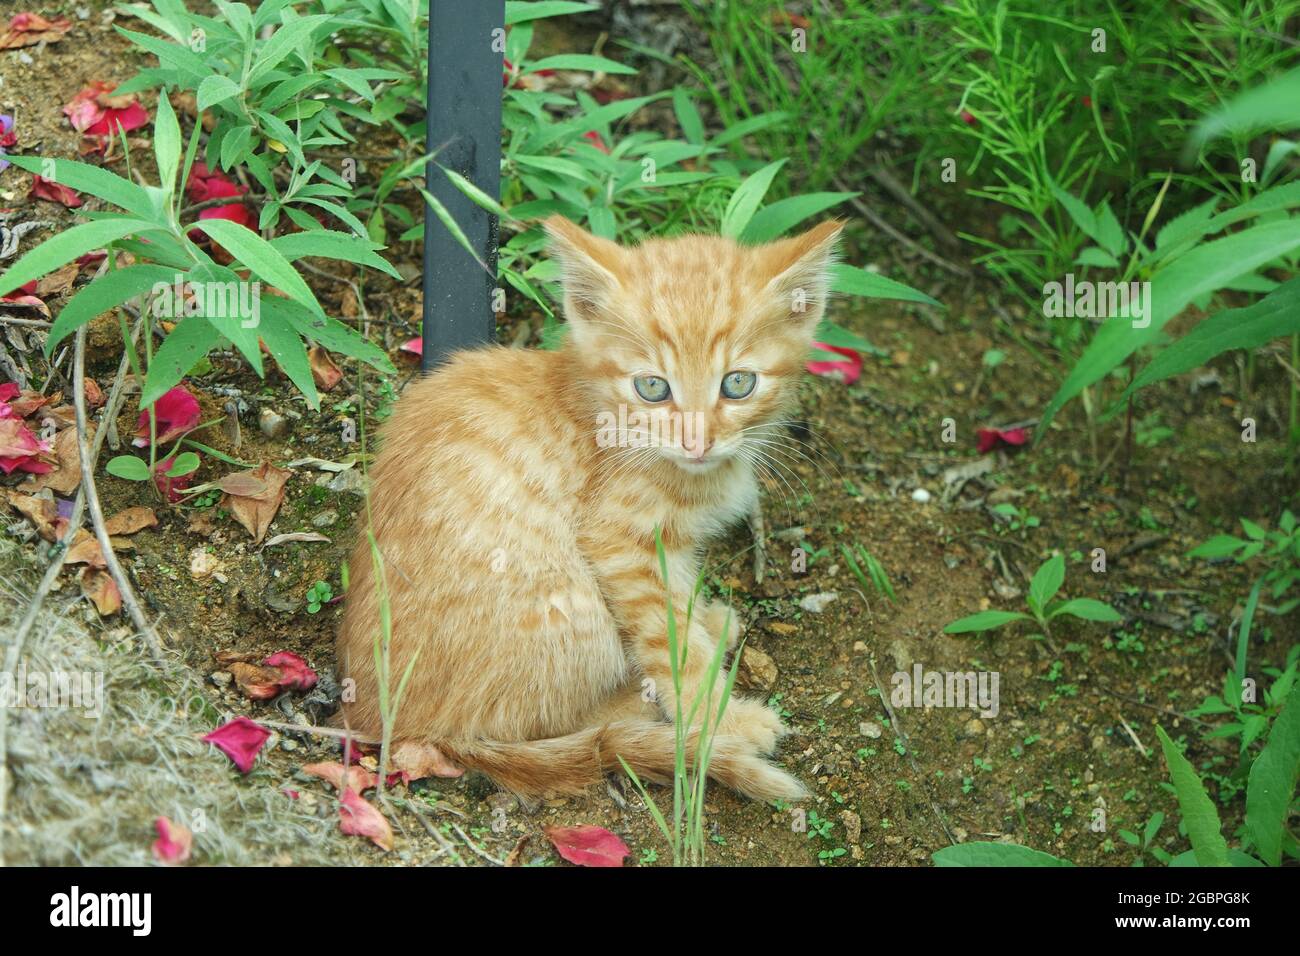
[
  {"xmin": 134, "ymin": 385, "xmax": 202, "ymax": 448},
  {"xmin": 338, "ymin": 788, "xmax": 393, "ymax": 851},
  {"xmin": 805, "ymin": 343, "xmax": 863, "ymax": 385},
  {"xmin": 151, "ymin": 816, "xmax": 193, "ymax": 865},
  {"xmin": 201, "ymin": 716, "xmax": 271, "ymax": 774},
  {"xmin": 544, "ymin": 824, "xmax": 630, "ymax": 867},
  {"xmin": 976, "ymin": 426, "xmax": 1030, "ymax": 454}
]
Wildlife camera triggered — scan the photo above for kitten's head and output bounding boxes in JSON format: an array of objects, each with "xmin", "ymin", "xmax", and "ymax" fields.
[{"xmin": 545, "ymin": 216, "xmax": 842, "ymax": 473}]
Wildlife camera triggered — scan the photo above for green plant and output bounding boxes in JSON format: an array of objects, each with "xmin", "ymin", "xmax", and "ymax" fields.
[
  {"xmin": 943, "ymin": 552, "xmax": 1122, "ymax": 637},
  {"xmin": 618, "ymin": 527, "xmax": 743, "ymax": 867},
  {"xmin": 305, "ymin": 579, "xmax": 333, "ymax": 613},
  {"xmin": 116, "ymin": 0, "xmax": 383, "ymax": 235},
  {"xmin": 839, "ymin": 542, "xmax": 895, "ymax": 602},
  {"xmin": 1117, "ymin": 812, "xmax": 1171, "ymax": 866},
  {"xmin": 0, "ymin": 111, "xmax": 397, "ymax": 411}
]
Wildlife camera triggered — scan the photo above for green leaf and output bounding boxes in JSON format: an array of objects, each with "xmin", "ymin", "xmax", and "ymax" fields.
[
  {"xmin": 1246, "ymin": 685, "xmax": 1300, "ymax": 867},
  {"xmin": 1094, "ymin": 202, "xmax": 1126, "ymax": 257},
  {"xmin": 2, "ymin": 155, "xmax": 154, "ymax": 220},
  {"xmin": 943, "ymin": 610, "xmax": 1032, "ymax": 634},
  {"xmin": 1049, "ymin": 179, "xmax": 1097, "ymax": 240},
  {"xmin": 1028, "ymin": 553, "xmax": 1065, "ymax": 617},
  {"xmin": 1075, "ymin": 246, "xmax": 1120, "ymax": 268},
  {"xmin": 45, "ymin": 264, "xmax": 177, "ymax": 356},
  {"xmin": 741, "ymin": 192, "xmax": 856, "ymax": 244},
  {"xmin": 829, "ymin": 264, "xmax": 942, "ymax": 307},
  {"xmin": 262, "ymin": 296, "xmax": 394, "ymax": 376},
  {"xmin": 672, "ymin": 88, "xmax": 704, "ymax": 145},
  {"xmin": 720, "ymin": 159, "xmax": 787, "ymax": 240},
  {"xmin": 1107, "ymin": 279, "xmax": 1300, "ymax": 417},
  {"xmin": 1190, "ymin": 67, "xmax": 1300, "ymax": 149},
  {"xmin": 440, "ymin": 164, "xmax": 514, "ymax": 222},
  {"xmin": 419, "ymin": 187, "xmax": 489, "ymax": 271},
  {"xmin": 248, "ymin": 16, "xmax": 332, "ymax": 84},
  {"xmin": 190, "ymin": 219, "xmax": 321, "ymax": 316},
  {"xmin": 197, "ymin": 74, "xmax": 242, "ymax": 113},
  {"xmin": 523, "ymin": 54, "xmax": 635, "ymax": 75},
  {"xmin": 0, "ymin": 218, "xmax": 157, "ymax": 298},
  {"xmin": 154, "ymin": 92, "xmax": 182, "ymax": 198},
  {"xmin": 143, "ymin": 315, "xmax": 220, "ymax": 406},
  {"xmin": 166, "ymin": 451, "xmax": 201, "ymax": 477},
  {"xmin": 932, "ymin": 842, "xmax": 1073, "ymax": 867},
  {"xmin": 1038, "ymin": 218, "xmax": 1300, "ymax": 441},
  {"xmin": 257, "ymin": 306, "xmax": 319, "ymax": 409},
  {"xmin": 1187, "ymin": 535, "xmax": 1246, "ymax": 560},
  {"xmin": 505, "ymin": 1, "xmax": 598, "ymax": 25},
  {"xmin": 1048, "ymin": 598, "xmax": 1123, "ymax": 622},
  {"xmin": 269, "ymin": 230, "xmax": 402, "ymax": 279},
  {"xmin": 1154, "ymin": 725, "xmax": 1229, "ymax": 867},
  {"xmin": 116, "ymin": 28, "xmax": 211, "ymax": 81},
  {"xmin": 106, "ymin": 455, "xmax": 152, "ymax": 481}
]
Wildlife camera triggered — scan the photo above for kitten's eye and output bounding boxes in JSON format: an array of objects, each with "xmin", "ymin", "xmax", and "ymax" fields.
[
  {"xmin": 634, "ymin": 375, "xmax": 671, "ymax": 402},
  {"xmin": 721, "ymin": 370, "xmax": 757, "ymax": 399}
]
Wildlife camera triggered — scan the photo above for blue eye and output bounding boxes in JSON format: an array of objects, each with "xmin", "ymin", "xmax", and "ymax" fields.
[
  {"xmin": 721, "ymin": 370, "xmax": 757, "ymax": 399},
  {"xmin": 634, "ymin": 375, "xmax": 671, "ymax": 402}
]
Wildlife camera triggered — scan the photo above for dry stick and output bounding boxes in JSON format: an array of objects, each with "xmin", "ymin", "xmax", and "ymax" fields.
[
  {"xmin": 72, "ymin": 324, "xmax": 163, "ymax": 658},
  {"xmin": 0, "ymin": 315, "xmax": 52, "ymax": 328},
  {"xmin": 863, "ymin": 650, "xmax": 957, "ymax": 848},
  {"xmin": 868, "ymin": 160, "xmax": 962, "ymax": 250},
  {"xmin": 834, "ymin": 176, "xmax": 970, "ymax": 278}
]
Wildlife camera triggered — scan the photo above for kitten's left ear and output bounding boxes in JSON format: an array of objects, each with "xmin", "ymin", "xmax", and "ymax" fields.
[
  {"xmin": 759, "ymin": 219, "xmax": 844, "ymax": 325},
  {"xmin": 542, "ymin": 215, "xmax": 627, "ymax": 328}
]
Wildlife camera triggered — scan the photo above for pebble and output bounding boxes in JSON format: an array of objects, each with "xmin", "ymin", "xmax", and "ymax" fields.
[
  {"xmin": 737, "ymin": 646, "xmax": 779, "ymax": 690},
  {"xmin": 210, "ymin": 670, "xmax": 232, "ymax": 688},
  {"xmin": 859, "ymin": 721, "xmax": 882, "ymax": 739},
  {"xmin": 840, "ymin": 810, "xmax": 862, "ymax": 844},
  {"xmin": 311, "ymin": 510, "xmax": 339, "ymax": 528},
  {"xmin": 327, "ymin": 467, "xmax": 368, "ymax": 497},
  {"xmin": 963, "ymin": 717, "xmax": 985, "ymax": 737},
  {"xmin": 259, "ymin": 407, "xmax": 290, "ymax": 439},
  {"xmin": 911, "ymin": 487, "xmax": 932, "ymax": 503},
  {"xmin": 799, "ymin": 592, "xmax": 838, "ymax": 613}
]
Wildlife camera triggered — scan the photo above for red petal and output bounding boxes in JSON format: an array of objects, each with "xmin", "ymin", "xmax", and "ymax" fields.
[
  {"xmin": 84, "ymin": 101, "xmax": 150, "ymax": 137},
  {"xmin": 338, "ymin": 789, "xmax": 393, "ymax": 851},
  {"xmin": 544, "ymin": 824, "xmax": 630, "ymax": 867},
  {"xmin": 201, "ymin": 716, "xmax": 271, "ymax": 774},
  {"xmin": 303, "ymin": 761, "xmax": 377, "ymax": 792},
  {"xmin": 805, "ymin": 342, "xmax": 863, "ymax": 385},
  {"xmin": 263, "ymin": 651, "xmax": 318, "ymax": 691},
  {"xmin": 134, "ymin": 385, "xmax": 201, "ymax": 447},
  {"xmin": 399, "ymin": 337, "xmax": 423, "ymax": 357},
  {"xmin": 151, "ymin": 816, "xmax": 193, "ymax": 864},
  {"xmin": 29, "ymin": 174, "xmax": 83, "ymax": 208}
]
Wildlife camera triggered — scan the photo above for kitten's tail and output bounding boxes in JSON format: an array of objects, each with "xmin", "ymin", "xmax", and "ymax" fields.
[{"xmin": 441, "ymin": 720, "xmax": 806, "ymax": 802}]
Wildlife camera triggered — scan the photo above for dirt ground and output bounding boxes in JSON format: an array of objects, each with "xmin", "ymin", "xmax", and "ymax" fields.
[{"xmin": 1, "ymin": 4, "xmax": 1295, "ymax": 867}]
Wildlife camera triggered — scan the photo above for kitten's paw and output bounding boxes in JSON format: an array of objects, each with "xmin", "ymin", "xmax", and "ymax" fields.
[
  {"xmin": 701, "ymin": 600, "xmax": 744, "ymax": 652},
  {"xmin": 719, "ymin": 697, "xmax": 786, "ymax": 754}
]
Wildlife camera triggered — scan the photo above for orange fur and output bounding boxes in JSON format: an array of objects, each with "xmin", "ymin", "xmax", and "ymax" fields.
[{"xmin": 337, "ymin": 217, "xmax": 843, "ymax": 800}]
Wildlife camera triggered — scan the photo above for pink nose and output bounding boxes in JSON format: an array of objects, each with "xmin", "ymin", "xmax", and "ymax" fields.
[{"xmin": 684, "ymin": 437, "xmax": 714, "ymax": 460}]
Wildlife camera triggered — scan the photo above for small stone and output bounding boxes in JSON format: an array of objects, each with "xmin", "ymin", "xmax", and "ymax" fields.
[
  {"xmin": 963, "ymin": 717, "xmax": 985, "ymax": 737},
  {"xmin": 210, "ymin": 670, "xmax": 232, "ymax": 688},
  {"xmin": 736, "ymin": 646, "xmax": 778, "ymax": 691},
  {"xmin": 281, "ymin": 739, "xmax": 298, "ymax": 752},
  {"xmin": 852, "ymin": 640, "xmax": 868, "ymax": 653},
  {"xmin": 327, "ymin": 467, "xmax": 368, "ymax": 497},
  {"xmin": 911, "ymin": 487, "xmax": 932, "ymax": 503},
  {"xmin": 259, "ymin": 407, "xmax": 290, "ymax": 439},
  {"xmin": 840, "ymin": 810, "xmax": 862, "ymax": 844},
  {"xmin": 859, "ymin": 721, "xmax": 882, "ymax": 739},
  {"xmin": 799, "ymin": 592, "xmax": 838, "ymax": 613},
  {"xmin": 311, "ymin": 510, "xmax": 339, "ymax": 528},
  {"xmin": 189, "ymin": 546, "xmax": 221, "ymax": 580}
]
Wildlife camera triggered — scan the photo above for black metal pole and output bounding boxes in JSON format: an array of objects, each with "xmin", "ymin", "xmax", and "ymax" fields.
[{"xmin": 422, "ymin": 0, "xmax": 503, "ymax": 370}]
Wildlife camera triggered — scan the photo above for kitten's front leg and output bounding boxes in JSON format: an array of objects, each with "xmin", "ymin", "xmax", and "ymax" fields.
[{"xmin": 606, "ymin": 557, "xmax": 783, "ymax": 753}]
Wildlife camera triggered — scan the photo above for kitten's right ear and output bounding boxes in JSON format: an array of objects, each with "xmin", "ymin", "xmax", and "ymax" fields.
[{"xmin": 543, "ymin": 216, "xmax": 626, "ymax": 326}]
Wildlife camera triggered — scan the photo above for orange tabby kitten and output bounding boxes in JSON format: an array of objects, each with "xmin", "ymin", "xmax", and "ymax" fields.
[{"xmin": 336, "ymin": 216, "xmax": 843, "ymax": 800}]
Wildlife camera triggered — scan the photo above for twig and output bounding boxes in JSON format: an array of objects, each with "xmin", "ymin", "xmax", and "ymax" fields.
[
  {"xmin": 834, "ymin": 175, "xmax": 970, "ymax": 278},
  {"xmin": 863, "ymin": 652, "xmax": 957, "ymax": 847},
  {"xmin": 0, "ymin": 316, "xmax": 52, "ymax": 328},
  {"xmin": 255, "ymin": 718, "xmax": 380, "ymax": 745},
  {"xmin": 868, "ymin": 159, "xmax": 961, "ymax": 250},
  {"xmin": 73, "ymin": 325, "xmax": 163, "ymax": 657},
  {"xmin": 1117, "ymin": 713, "xmax": 1150, "ymax": 759},
  {"xmin": 452, "ymin": 823, "xmax": 504, "ymax": 866}
]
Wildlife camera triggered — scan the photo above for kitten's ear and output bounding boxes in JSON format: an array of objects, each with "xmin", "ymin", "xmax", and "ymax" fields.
[
  {"xmin": 758, "ymin": 219, "xmax": 844, "ymax": 327},
  {"xmin": 543, "ymin": 215, "xmax": 626, "ymax": 326}
]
